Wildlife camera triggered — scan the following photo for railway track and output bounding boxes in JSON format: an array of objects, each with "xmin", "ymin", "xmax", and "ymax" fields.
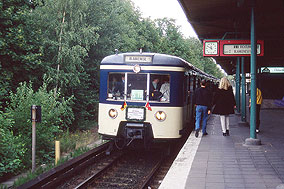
[
  {"xmin": 75, "ymin": 150, "xmax": 164, "ymax": 189},
  {"xmin": 18, "ymin": 125, "xmax": 192, "ymax": 189},
  {"xmin": 18, "ymin": 142, "xmax": 111, "ymax": 189},
  {"xmin": 18, "ymin": 142, "xmax": 165, "ymax": 189}
]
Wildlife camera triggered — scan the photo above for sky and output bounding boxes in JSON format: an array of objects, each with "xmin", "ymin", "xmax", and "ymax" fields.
[{"xmin": 131, "ymin": 0, "xmax": 198, "ymax": 38}]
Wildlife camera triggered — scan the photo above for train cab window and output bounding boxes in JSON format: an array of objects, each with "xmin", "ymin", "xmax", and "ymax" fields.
[
  {"xmin": 107, "ymin": 72, "xmax": 170, "ymax": 102},
  {"xmin": 150, "ymin": 74, "xmax": 170, "ymax": 102},
  {"xmin": 107, "ymin": 73, "xmax": 125, "ymax": 100},
  {"xmin": 127, "ymin": 73, "xmax": 147, "ymax": 101},
  {"xmin": 107, "ymin": 73, "xmax": 148, "ymax": 101}
]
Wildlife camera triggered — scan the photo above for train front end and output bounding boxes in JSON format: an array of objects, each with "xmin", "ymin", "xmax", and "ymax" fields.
[{"xmin": 98, "ymin": 52, "xmax": 187, "ymax": 148}]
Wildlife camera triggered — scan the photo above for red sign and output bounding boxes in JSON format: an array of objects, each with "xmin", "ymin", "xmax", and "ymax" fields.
[
  {"xmin": 219, "ymin": 40, "xmax": 264, "ymax": 56},
  {"xmin": 203, "ymin": 39, "xmax": 264, "ymax": 57}
]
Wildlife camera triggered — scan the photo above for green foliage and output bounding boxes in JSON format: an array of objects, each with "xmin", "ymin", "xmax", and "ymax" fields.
[
  {"xmin": 69, "ymin": 146, "xmax": 90, "ymax": 158},
  {"xmin": 58, "ymin": 129, "xmax": 76, "ymax": 153},
  {"xmin": 58, "ymin": 128, "xmax": 98, "ymax": 153},
  {"xmin": 7, "ymin": 80, "xmax": 74, "ymax": 168},
  {"xmin": 0, "ymin": 111, "xmax": 25, "ymax": 177},
  {"xmin": 30, "ymin": 0, "xmax": 100, "ymax": 129},
  {"xmin": 0, "ymin": 0, "xmax": 43, "ymax": 101},
  {"xmin": 153, "ymin": 18, "xmax": 223, "ymax": 78}
]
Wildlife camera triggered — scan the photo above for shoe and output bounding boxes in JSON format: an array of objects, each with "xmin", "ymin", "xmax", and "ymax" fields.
[
  {"xmin": 226, "ymin": 130, "xmax": 230, "ymax": 136},
  {"xmin": 203, "ymin": 132, "xmax": 208, "ymax": 136},
  {"xmin": 256, "ymin": 129, "xmax": 259, "ymax": 133},
  {"xmin": 223, "ymin": 133, "xmax": 227, "ymax": 136},
  {"xmin": 195, "ymin": 129, "xmax": 199, "ymax": 138}
]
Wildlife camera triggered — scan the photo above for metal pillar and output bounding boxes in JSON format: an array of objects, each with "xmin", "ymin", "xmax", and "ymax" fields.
[
  {"xmin": 245, "ymin": 1, "xmax": 260, "ymax": 145},
  {"xmin": 241, "ymin": 57, "xmax": 246, "ymax": 122},
  {"xmin": 235, "ymin": 57, "xmax": 241, "ymax": 113},
  {"xmin": 250, "ymin": 5, "xmax": 257, "ymax": 139}
]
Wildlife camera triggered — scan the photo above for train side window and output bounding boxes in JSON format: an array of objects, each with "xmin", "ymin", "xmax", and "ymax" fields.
[{"xmin": 149, "ymin": 74, "xmax": 170, "ymax": 102}]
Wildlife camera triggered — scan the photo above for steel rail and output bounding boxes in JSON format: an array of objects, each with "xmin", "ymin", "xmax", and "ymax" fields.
[
  {"xmin": 74, "ymin": 153, "xmax": 123, "ymax": 189},
  {"xmin": 138, "ymin": 157, "xmax": 164, "ymax": 189}
]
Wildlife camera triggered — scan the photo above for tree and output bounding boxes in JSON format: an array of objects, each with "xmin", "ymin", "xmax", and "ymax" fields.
[
  {"xmin": 0, "ymin": 0, "xmax": 43, "ymax": 107},
  {"xmin": 7, "ymin": 80, "xmax": 74, "ymax": 167},
  {"xmin": 0, "ymin": 111, "xmax": 25, "ymax": 177},
  {"xmin": 31, "ymin": 0, "xmax": 100, "ymax": 128}
]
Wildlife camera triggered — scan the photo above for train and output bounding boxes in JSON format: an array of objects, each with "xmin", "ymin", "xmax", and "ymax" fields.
[{"xmin": 98, "ymin": 51, "xmax": 218, "ymax": 150}]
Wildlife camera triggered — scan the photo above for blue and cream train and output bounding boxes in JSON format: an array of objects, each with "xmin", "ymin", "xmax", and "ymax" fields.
[{"xmin": 98, "ymin": 52, "xmax": 218, "ymax": 148}]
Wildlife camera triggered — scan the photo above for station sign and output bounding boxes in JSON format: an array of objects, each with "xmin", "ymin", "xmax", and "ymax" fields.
[
  {"xmin": 261, "ymin": 67, "xmax": 284, "ymax": 73},
  {"xmin": 220, "ymin": 40, "xmax": 264, "ymax": 56},
  {"xmin": 203, "ymin": 39, "xmax": 264, "ymax": 57}
]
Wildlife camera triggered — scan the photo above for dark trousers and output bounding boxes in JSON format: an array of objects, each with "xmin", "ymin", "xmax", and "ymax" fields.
[{"xmin": 256, "ymin": 104, "xmax": 261, "ymax": 130}]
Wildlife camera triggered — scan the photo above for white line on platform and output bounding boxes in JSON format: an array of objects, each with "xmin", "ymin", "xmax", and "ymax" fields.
[{"xmin": 159, "ymin": 131, "xmax": 201, "ymax": 189}]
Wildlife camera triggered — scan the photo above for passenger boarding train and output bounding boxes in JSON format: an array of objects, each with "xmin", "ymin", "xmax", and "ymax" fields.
[{"xmin": 98, "ymin": 51, "xmax": 218, "ymax": 149}]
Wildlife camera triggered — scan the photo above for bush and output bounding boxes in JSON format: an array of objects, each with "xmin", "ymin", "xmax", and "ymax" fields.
[
  {"xmin": 6, "ymin": 81, "xmax": 74, "ymax": 169},
  {"xmin": 0, "ymin": 111, "xmax": 25, "ymax": 178}
]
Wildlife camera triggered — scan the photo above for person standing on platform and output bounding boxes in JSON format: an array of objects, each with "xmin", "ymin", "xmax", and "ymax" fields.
[
  {"xmin": 212, "ymin": 77, "xmax": 236, "ymax": 136},
  {"xmin": 249, "ymin": 87, "xmax": 263, "ymax": 133},
  {"xmin": 193, "ymin": 80, "xmax": 212, "ymax": 137}
]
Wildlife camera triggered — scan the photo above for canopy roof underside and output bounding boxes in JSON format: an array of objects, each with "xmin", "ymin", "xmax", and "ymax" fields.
[{"xmin": 178, "ymin": 0, "xmax": 284, "ymax": 74}]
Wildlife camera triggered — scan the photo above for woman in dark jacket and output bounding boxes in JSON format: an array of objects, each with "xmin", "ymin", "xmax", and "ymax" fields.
[{"xmin": 212, "ymin": 77, "xmax": 236, "ymax": 136}]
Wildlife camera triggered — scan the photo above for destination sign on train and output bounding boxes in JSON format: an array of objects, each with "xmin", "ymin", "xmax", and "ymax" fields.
[{"xmin": 125, "ymin": 55, "xmax": 152, "ymax": 63}]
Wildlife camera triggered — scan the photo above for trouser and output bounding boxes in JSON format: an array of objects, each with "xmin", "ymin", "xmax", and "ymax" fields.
[
  {"xmin": 195, "ymin": 105, "xmax": 208, "ymax": 134},
  {"xmin": 220, "ymin": 115, "xmax": 229, "ymax": 133}
]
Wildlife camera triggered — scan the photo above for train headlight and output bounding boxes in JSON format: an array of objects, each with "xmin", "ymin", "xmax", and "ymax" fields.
[
  {"xmin": 108, "ymin": 109, "xmax": 118, "ymax": 119},
  {"xmin": 155, "ymin": 111, "xmax": 166, "ymax": 121}
]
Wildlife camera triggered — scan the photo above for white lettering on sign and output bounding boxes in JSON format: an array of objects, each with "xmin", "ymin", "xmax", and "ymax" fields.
[
  {"xmin": 125, "ymin": 55, "xmax": 152, "ymax": 63},
  {"xmin": 261, "ymin": 67, "xmax": 284, "ymax": 73},
  {"xmin": 223, "ymin": 44, "xmax": 261, "ymax": 55}
]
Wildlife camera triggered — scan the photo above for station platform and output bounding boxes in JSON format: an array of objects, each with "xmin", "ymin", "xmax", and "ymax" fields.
[{"xmin": 159, "ymin": 109, "xmax": 284, "ymax": 189}]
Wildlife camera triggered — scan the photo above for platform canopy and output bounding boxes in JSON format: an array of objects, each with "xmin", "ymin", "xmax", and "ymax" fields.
[{"xmin": 178, "ymin": 0, "xmax": 284, "ymax": 74}]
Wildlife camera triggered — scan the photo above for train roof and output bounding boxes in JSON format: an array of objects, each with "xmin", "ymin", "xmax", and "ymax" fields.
[
  {"xmin": 101, "ymin": 52, "xmax": 218, "ymax": 81},
  {"xmin": 101, "ymin": 52, "xmax": 190, "ymax": 66}
]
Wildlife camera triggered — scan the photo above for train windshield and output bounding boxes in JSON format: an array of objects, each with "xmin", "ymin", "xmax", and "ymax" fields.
[{"xmin": 107, "ymin": 73, "xmax": 170, "ymax": 102}]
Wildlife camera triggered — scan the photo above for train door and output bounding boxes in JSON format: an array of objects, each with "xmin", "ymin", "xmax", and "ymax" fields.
[
  {"xmin": 193, "ymin": 76, "xmax": 196, "ymax": 91},
  {"xmin": 184, "ymin": 74, "xmax": 190, "ymax": 124},
  {"xmin": 192, "ymin": 75, "xmax": 198, "ymax": 125},
  {"xmin": 189, "ymin": 75, "xmax": 195, "ymax": 125}
]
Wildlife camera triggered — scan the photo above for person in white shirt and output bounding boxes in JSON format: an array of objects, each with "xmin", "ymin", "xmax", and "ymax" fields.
[{"xmin": 160, "ymin": 77, "xmax": 170, "ymax": 101}]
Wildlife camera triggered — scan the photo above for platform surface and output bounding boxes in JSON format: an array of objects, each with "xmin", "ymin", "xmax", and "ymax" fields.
[{"xmin": 159, "ymin": 109, "xmax": 284, "ymax": 189}]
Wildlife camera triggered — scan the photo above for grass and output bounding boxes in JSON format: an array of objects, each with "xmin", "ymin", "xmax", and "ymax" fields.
[{"xmin": 58, "ymin": 127, "xmax": 101, "ymax": 154}]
